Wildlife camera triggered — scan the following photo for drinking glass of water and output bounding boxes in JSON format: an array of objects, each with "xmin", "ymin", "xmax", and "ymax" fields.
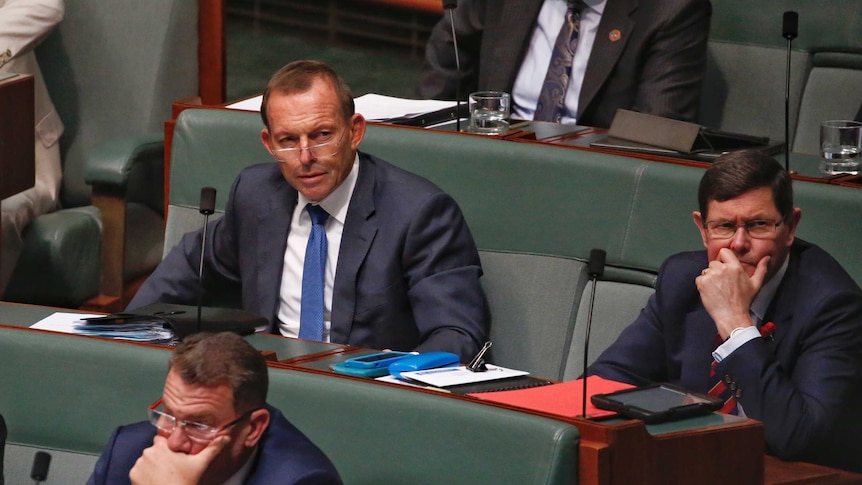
[
  {"xmin": 468, "ymin": 91, "xmax": 510, "ymax": 135},
  {"xmin": 820, "ymin": 120, "xmax": 862, "ymax": 175}
]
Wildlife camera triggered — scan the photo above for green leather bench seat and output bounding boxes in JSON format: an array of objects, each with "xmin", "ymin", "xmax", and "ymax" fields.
[{"xmin": 0, "ymin": 325, "xmax": 579, "ymax": 484}]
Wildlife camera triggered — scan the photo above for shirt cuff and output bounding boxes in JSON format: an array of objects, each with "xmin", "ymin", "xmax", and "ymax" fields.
[{"xmin": 712, "ymin": 326, "xmax": 761, "ymax": 362}]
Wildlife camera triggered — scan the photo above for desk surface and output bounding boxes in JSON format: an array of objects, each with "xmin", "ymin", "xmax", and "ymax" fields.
[{"xmin": 4, "ymin": 300, "xmax": 860, "ymax": 485}]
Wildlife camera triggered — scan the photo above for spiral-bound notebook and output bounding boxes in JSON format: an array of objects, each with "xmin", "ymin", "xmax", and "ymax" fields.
[{"xmin": 446, "ymin": 375, "xmax": 554, "ymax": 395}]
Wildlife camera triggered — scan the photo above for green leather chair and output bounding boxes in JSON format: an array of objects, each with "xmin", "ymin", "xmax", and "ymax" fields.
[
  {"xmin": 3, "ymin": 0, "xmax": 200, "ymax": 309},
  {"xmin": 702, "ymin": 0, "xmax": 862, "ymax": 150}
]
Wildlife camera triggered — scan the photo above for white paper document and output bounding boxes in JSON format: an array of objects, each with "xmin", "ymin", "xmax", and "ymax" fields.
[
  {"xmin": 398, "ymin": 365, "xmax": 529, "ymax": 388},
  {"xmin": 226, "ymin": 93, "xmax": 456, "ymax": 122},
  {"xmin": 31, "ymin": 312, "xmax": 104, "ymax": 332}
]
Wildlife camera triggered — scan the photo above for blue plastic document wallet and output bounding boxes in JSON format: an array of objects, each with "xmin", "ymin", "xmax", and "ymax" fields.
[{"xmin": 397, "ymin": 365, "xmax": 529, "ymax": 388}]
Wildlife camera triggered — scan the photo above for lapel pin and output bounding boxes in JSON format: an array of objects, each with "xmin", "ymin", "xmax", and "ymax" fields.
[{"xmin": 609, "ymin": 29, "xmax": 621, "ymax": 42}]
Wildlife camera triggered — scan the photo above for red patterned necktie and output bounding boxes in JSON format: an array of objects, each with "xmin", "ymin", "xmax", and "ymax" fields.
[{"xmin": 534, "ymin": 0, "xmax": 587, "ymax": 122}]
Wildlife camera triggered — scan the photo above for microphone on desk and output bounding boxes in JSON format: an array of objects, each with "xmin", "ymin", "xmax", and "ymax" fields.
[
  {"xmin": 0, "ymin": 413, "xmax": 6, "ymax": 485},
  {"xmin": 197, "ymin": 187, "xmax": 217, "ymax": 335},
  {"xmin": 582, "ymin": 248, "xmax": 606, "ymax": 418},
  {"xmin": 30, "ymin": 451, "xmax": 51, "ymax": 484},
  {"xmin": 782, "ymin": 11, "xmax": 799, "ymax": 172},
  {"xmin": 442, "ymin": 0, "xmax": 462, "ymax": 132}
]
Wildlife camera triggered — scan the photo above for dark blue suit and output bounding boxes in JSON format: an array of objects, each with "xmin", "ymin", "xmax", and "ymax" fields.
[
  {"xmin": 588, "ymin": 239, "xmax": 862, "ymax": 472},
  {"xmin": 129, "ymin": 153, "xmax": 489, "ymax": 361},
  {"xmin": 86, "ymin": 406, "xmax": 342, "ymax": 485}
]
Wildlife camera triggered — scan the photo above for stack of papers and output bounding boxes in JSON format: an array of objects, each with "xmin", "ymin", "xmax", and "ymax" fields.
[
  {"xmin": 31, "ymin": 312, "xmax": 175, "ymax": 344},
  {"xmin": 226, "ymin": 93, "xmax": 457, "ymax": 123},
  {"xmin": 397, "ymin": 365, "xmax": 529, "ymax": 388}
]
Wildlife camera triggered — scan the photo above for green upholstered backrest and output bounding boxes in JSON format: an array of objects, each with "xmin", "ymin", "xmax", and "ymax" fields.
[
  {"xmin": 267, "ymin": 366, "xmax": 579, "ymax": 485},
  {"xmin": 0, "ymin": 326, "xmax": 578, "ymax": 484},
  {"xmin": 36, "ymin": 0, "xmax": 199, "ymax": 208},
  {"xmin": 703, "ymin": 1, "xmax": 862, "ymax": 149},
  {"xmin": 164, "ymin": 109, "xmax": 272, "ymax": 255},
  {"xmin": 709, "ymin": 0, "xmax": 862, "ymax": 50},
  {"xmin": 479, "ymin": 250, "xmax": 589, "ymax": 381},
  {"xmin": 791, "ymin": 54, "xmax": 862, "ymax": 155}
]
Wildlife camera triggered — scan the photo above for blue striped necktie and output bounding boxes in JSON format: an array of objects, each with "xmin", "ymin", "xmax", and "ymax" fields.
[
  {"xmin": 299, "ymin": 204, "xmax": 329, "ymax": 341},
  {"xmin": 534, "ymin": 0, "xmax": 587, "ymax": 122}
]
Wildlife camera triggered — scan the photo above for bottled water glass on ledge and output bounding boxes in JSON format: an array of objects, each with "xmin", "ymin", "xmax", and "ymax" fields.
[
  {"xmin": 820, "ymin": 120, "xmax": 862, "ymax": 175},
  {"xmin": 468, "ymin": 91, "xmax": 510, "ymax": 135}
]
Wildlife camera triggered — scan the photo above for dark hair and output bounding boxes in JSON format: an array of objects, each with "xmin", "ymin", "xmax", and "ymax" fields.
[
  {"xmin": 169, "ymin": 332, "xmax": 268, "ymax": 412},
  {"xmin": 697, "ymin": 150, "xmax": 793, "ymax": 222},
  {"xmin": 259, "ymin": 59, "xmax": 355, "ymax": 129}
]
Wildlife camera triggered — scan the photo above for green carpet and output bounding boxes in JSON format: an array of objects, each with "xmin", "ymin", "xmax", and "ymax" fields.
[{"xmin": 227, "ymin": 19, "xmax": 425, "ymax": 102}]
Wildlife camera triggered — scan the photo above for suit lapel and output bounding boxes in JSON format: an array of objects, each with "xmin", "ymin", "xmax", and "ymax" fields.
[
  {"xmin": 484, "ymin": 1, "xmax": 544, "ymax": 91},
  {"xmin": 329, "ymin": 154, "xmax": 378, "ymax": 344},
  {"xmin": 579, "ymin": 0, "xmax": 637, "ymax": 118},
  {"xmin": 761, "ymin": 252, "xmax": 801, "ymax": 350},
  {"xmin": 257, "ymin": 176, "xmax": 297, "ymax": 331}
]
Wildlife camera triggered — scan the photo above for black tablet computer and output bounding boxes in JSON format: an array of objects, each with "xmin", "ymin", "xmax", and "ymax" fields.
[{"xmin": 591, "ymin": 383, "xmax": 724, "ymax": 424}]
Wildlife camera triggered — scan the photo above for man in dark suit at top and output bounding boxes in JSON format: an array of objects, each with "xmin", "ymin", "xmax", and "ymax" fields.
[
  {"xmin": 128, "ymin": 60, "xmax": 489, "ymax": 362},
  {"xmin": 419, "ymin": 0, "xmax": 712, "ymax": 128},
  {"xmin": 587, "ymin": 151, "xmax": 862, "ymax": 472}
]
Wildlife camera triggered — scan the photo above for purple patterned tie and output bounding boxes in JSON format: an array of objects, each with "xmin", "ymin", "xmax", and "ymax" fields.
[{"xmin": 534, "ymin": 0, "xmax": 586, "ymax": 122}]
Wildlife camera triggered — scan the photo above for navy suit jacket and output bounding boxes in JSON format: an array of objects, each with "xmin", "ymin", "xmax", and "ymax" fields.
[
  {"xmin": 86, "ymin": 406, "xmax": 342, "ymax": 485},
  {"xmin": 588, "ymin": 239, "xmax": 862, "ymax": 472},
  {"xmin": 418, "ymin": 0, "xmax": 712, "ymax": 128},
  {"xmin": 129, "ymin": 153, "xmax": 489, "ymax": 361}
]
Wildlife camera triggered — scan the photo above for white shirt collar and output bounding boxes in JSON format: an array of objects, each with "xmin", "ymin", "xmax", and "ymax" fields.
[{"xmin": 296, "ymin": 153, "xmax": 360, "ymax": 224}]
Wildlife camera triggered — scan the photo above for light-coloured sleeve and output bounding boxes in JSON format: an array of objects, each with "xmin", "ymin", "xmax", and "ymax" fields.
[{"xmin": 0, "ymin": 0, "xmax": 64, "ymax": 64}]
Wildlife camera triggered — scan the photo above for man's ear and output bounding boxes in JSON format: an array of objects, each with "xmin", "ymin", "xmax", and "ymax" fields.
[
  {"xmin": 692, "ymin": 211, "xmax": 708, "ymax": 248},
  {"xmin": 243, "ymin": 408, "xmax": 271, "ymax": 448},
  {"xmin": 349, "ymin": 113, "xmax": 367, "ymax": 152},
  {"xmin": 260, "ymin": 128, "xmax": 273, "ymax": 154},
  {"xmin": 784, "ymin": 207, "xmax": 802, "ymax": 246}
]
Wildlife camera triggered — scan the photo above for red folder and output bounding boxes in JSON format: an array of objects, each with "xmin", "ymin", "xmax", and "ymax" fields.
[{"xmin": 470, "ymin": 375, "xmax": 634, "ymax": 419}]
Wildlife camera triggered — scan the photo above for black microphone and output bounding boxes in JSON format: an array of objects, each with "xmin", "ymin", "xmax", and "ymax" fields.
[
  {"xmin": 30, "ymin": 451, "xmax": 51, "ymax": 484},
  {"xmin": 582, "ymin": 248, "xmax": 606, "ymax": 418},
  {"xmin": 197, "ymin": 187, "xmax": 217, "ymax": 334},
  {"xmin": 0, "ymin": 413, "xmax": 6, "ymax": 485},
  {"xmin": 782, "ymin": 11, "xmax": 798, "ymax": 172},
  {"xmin": 443, "ymin": 0, "xmax": 462, "ymax": 132}
]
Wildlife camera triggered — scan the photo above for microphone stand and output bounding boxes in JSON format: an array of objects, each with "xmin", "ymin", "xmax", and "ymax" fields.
[
  {"xmin": 783, "ymin": 11, "xmax": 798, "ymax": 172},
  {"xmin": 582, "ymin": 249, "xmax": 606, "ymax": 418},
  {"xmin": 197, "ymin": 187, "xmax": 217, "ymax": 335},
  {"xmin": 444, "ymin": 3, "xmax": 462, "ymax": 132}
]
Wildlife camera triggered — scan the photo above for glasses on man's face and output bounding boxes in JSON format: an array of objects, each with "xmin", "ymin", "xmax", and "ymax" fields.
[
  {"xmin": 147, "ymin": 399, "xmax": 255, "ymax": 444},
  {"xmin": 704, "ymin": 218, "xmax": 784, "ymax": 239},
  {"xmin": 270, "ymin": 130, "xmax": 345, "ymax": 163}
]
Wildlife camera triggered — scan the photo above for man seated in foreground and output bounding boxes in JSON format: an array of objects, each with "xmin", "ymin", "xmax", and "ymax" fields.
[
  {"xmin": 87, "ymin": 332, "xmax": 342, "ymax": 485},
  {"xmin": 128, "ymin": 60, "xmax": 489, "ymax": 362},
  {"xmin": 588, "ymin": 151, "xmax": 862, "ymax": 472}
]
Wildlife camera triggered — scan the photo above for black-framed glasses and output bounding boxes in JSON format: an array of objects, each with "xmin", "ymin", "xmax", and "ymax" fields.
[
  {"xmin": 147, "ymin": 399, "xmax": 256, "ymax": 443},
  {"xmin": 704, "ymin": 219, "xmax": 784, "ymax": 239},
  {"xmin": 270, "ymin": 130, "xmax": 345, "ymax": 163}
]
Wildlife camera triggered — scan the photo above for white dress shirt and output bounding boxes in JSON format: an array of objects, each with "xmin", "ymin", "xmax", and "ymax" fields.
[{"xmin": 277, "ymin": 156, "xmax": 359, "ymax": 341}]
